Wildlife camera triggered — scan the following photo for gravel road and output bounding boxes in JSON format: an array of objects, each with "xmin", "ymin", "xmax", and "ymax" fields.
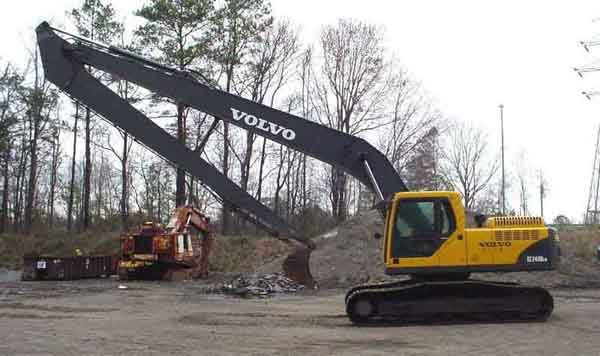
[{"xmin": 1, "ymin": 278, "xmax": 600, "ymax": 355}]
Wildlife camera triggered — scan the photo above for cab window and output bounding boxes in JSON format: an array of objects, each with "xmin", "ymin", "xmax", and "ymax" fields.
[
  {"xmin": 391, "ymin": 198, "xmax": 456, "ymax": 258},
  {"xmin": 395, "ymin": 201, "xmax": 435, "ymax": 238}
]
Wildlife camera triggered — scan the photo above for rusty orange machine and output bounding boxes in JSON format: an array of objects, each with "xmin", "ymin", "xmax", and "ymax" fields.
[{"xmin": 118, "ymin": 206, "xmax": 214, "ymax": 281}]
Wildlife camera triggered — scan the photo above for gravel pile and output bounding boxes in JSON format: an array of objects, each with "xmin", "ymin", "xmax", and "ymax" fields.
[
  {"xmin": 258, "ymin": 210, "xmax": 389, "ymax": 288},
  {"xmin": 221, "ymin": 273, "xmax": 304, "ymax": 297}
]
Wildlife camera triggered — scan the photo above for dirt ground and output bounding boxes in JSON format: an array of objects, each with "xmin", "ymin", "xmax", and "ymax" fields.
[
  {"xmin": 2, "ymin": 277, "xmax": 600, "ymax": 356},
  {"xmin": 4, "ymin": 216, "xmax": 600, "ymax": 355}
]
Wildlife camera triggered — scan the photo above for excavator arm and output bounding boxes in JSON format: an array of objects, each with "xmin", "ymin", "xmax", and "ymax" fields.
[
  {"xmin": 36, "ymin": 22, "xmax": 307, "ymax": 246},
  {"xmin": 36, "ymin": 22, "xmax": 408, "ymax": 285},
  {"xmin": 36, "ymin": 22, "xmax": 407, "ymax": 199}
]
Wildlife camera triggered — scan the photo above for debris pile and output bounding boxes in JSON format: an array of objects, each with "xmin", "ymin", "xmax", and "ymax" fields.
[{"xmin": 221, "ymin": 273, "xmax": 304, "ymax": 297}]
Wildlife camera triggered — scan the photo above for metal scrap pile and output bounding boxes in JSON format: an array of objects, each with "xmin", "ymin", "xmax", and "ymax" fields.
[{"xmin": 222, "ymin": 273, "xmax": 304, "ymax": 297}]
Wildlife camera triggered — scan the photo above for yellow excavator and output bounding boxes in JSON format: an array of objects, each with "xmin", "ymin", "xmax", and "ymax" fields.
[
  {"xmin": 36, "ymin": 22, "xmax": 559, "ymax": 325},
  {"xmin": 346, "ymin": 191, "xmax": 558, "ymax": 324}
]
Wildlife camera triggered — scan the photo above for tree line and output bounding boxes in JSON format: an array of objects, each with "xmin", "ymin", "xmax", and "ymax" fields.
[{"xmin": 0, "ymin": 0, "xmax": 541, "ymax": 237}]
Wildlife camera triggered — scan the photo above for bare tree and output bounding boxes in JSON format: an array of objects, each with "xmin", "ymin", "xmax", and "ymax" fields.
[
  {"xmin": 0, "ymin": 138, "xmax": 10, "ymax": 233},
  {"xmin": 135, "ymin": 0, "xmax": 214, "ymax": 208},
  {"xmin": 537, "ymin": 169, "xmax": 548, "ymax": 218},
  {"xmin": 0, "ymin": 63, "xmax": 22, "ymax": 233},
  {"xmin": 238, "ymin": 19, "xmax": 299, "ymax": 196},
  {"xmin": 13, "ymin": 130, "xmax": 28, "ymax": 231},
  {"xmin": 21, "ymin": 49, "xmax": 59, "ymax": 233},
  {"xmin": 93, "ymin": 73, "xmax": 138, "ymax": 230},
  {"xmin": 515, "ymin": 149, "xmax": 529, "ymax": 215},
  {"xmin": 67, "ymin": 101, "xmax": 80, "ymax": 232},
  {"xmin": 95, "ymin": 125, "xmax": 133, "ymax": 229},
  {"xmin": 312, "ymin": 19, "xmax": 393, "ymax": 222},
  {"xmin": 70, "ymin": 0, "xmax": 123, "ymax": 231},
  {"xmin": 440, "ymin": 121, "xmax": 498, "ymax": 210},
  {"xmin": 210, "ymin": 0, "xmax": 272, "ymax": 234},
  {"xmin": 471, "ymin": 180, "xmax": 501, "ymax": 216},
  {"xmin": 47, "ymin": 117, "xmax": 61, "ymax": 229},
  {"xmin": 378, "ymin": 77, "xmax": 443, "ymax": 184},
  {"xmin": 296, "ymin": 49, "xmax": 314, "ymax": 218}
]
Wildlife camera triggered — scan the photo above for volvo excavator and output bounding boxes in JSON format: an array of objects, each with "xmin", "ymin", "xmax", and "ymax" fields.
[{"xmin": 36, "ymin": 22, "xmax": 559, "ymax": 325}]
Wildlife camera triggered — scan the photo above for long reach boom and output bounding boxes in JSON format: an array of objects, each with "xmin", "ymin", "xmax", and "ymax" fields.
[{"xmin": 36, "ymin": 22, "xmax": 407, "ymax": 280}]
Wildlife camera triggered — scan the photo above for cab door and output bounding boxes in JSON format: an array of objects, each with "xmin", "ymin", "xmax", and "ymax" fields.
[
  {"xmin": 387, "ymin": 199, "xmax": 440, "ymax": 268},
  {"xmin": 437, "ymin": 197, "xmax": 467, "ymax": 266},
  {"xmin": 387, "ymin": 197, "xmax": 464, "ymax": 269}
]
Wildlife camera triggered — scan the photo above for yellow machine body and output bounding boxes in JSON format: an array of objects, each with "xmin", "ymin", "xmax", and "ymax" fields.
[{"xmin": 383, "ymin": 191, "xmax": 559, "ymax": 276}]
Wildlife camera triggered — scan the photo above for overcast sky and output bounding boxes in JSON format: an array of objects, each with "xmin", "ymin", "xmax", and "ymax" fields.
[{"xmin": 2, "ymin": 0, "xmax": 600, "ymax": 222}]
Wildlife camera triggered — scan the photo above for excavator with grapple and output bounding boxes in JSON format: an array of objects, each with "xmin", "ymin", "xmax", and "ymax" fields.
[{"xmin": 36, "ymin": 22, "xmax": 560, "ymax": 325}]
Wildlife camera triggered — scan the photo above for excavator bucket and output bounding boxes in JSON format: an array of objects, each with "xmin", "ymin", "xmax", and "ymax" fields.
[{"xmin": 282, "ymin": 245, "xmax": 315, "ymax": 288}]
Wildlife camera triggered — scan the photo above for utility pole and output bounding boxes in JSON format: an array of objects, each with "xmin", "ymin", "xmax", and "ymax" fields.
[
  {"xmin": 585, "ymin": 125, "xmax": 600, "ymax": 224},
  {"xmin": 499, "ymin": 104, "xmax": 506, "ymax": 215},
  {"xmin": 576, "ymin": 27, "xmax": 600, "ymax": 224}
]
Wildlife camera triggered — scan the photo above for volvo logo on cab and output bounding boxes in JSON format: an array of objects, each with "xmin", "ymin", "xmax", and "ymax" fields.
[{"xmin": 230, "ymin": 108, "xmax": 296, "ymax": 141}]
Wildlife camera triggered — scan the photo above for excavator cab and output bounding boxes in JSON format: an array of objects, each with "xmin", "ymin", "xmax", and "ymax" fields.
[
  {"xmin": 382, "ymin": 191, "xmax": 558, "ymax": 277},
  {"xmin": 383, "ymin": 191, "xmax": 466, "ymax": 274}
]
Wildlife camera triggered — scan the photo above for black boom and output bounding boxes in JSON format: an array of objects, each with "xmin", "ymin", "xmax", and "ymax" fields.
[{"xmin": 36, "ymin": 22, "xmax": 407, "ymax": 245}]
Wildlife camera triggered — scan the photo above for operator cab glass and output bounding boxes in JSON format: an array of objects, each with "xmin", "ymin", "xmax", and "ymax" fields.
[{"xmin": 391, "ymin": 198, "xmax": 456, "ymax": 258}]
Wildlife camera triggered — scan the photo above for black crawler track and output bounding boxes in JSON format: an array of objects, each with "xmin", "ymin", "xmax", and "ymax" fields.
[{"xmin": 345, "ymin": 279, "xmax": 553, "ymax": 325}]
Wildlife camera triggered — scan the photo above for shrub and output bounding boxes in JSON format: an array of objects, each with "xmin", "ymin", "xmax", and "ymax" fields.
[{"xmin": 209, "ymin": 234, "xmax": 291, "ymax": 273}]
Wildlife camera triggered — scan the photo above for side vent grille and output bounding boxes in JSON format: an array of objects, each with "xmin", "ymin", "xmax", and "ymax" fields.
[
  {"xmin": 494, "ymin": 229, "xmax": 540, "ymax": 241},
  {"xmin": 495, "ymin": 231, "xmax": 503, "ymax": 241},
  {"xmin": 513, "ymin": 230, "xmax": 521, "ymax": 240}
]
